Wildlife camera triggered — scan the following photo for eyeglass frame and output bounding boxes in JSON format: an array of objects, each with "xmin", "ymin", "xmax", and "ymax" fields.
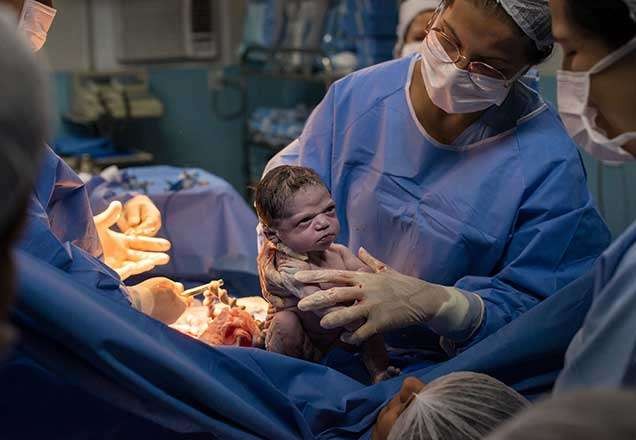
[{"xmin": 423, "ymin": 5, "xmax": 529, "ymax": 90}]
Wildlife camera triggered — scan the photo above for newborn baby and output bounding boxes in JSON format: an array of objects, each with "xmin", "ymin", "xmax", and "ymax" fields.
[{"xmin": 255, "ymin": 165, "xmax": 398, "ymax": 383}]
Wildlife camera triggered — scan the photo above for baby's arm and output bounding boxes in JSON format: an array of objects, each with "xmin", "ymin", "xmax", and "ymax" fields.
[{"xmin": 331, "ymin": 244, "xmax": 373, "ymax": 273}]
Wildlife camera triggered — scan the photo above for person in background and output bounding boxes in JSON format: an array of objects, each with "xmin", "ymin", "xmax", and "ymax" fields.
[
  {"xmin": 0, "ymin": 4, "xmax": 50, "ymax": 357},
  {"xmin": 547, "ymin": 0, "xmax": 636, "ymax": 391},
  {"xmin": 395, "ymin": 0, "xmax": 439, "ymax": 58},
  {"xmin": 3, "ymin": 0, "xmax": 188, "ymax": 324}
]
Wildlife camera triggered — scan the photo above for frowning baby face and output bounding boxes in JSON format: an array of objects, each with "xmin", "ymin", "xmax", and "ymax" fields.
[{"xmin": 270, "ymin": 184, "xmax": 340, "ymax": 255}]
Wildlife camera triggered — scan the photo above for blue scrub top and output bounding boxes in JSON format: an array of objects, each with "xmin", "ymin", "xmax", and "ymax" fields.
[
  {"xmin": 265, "ymin": 55, "xmax": 611, "ymax": 353},
  {"xmin": 16, "ymin": 146, "xmax": 129, "ymax": 304},
  {"xmin": 554, "ymin": 220, "xmax": 636, "ymax": 391}
]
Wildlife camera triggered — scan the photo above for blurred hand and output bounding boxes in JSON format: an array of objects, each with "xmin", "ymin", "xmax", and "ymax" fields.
[
  {"xmin": 127, "ymin": 277, "xmax": 188, "ymax": 324},
  {"xmin": 94, "ymin": 201, "xmax": 171, "ymax": 280},
  {"xmin": 118, "ymin": 195, "xmax": 162, "ymax": 237}
]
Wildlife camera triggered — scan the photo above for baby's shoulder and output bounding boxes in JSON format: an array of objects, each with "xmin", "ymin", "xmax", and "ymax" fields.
[{"xmin": 275, "ymin": 251, "xmax": 311, "ymax": 273}]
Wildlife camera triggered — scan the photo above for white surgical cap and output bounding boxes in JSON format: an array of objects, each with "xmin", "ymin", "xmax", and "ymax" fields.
[
  {"xmin": 395, "ymin": 0, "xmax": 440, "ymax": 57},
  {"xmin": 388, "ymin": 372, "xmax": 529, "ymax": 440},
  {"xmin": 0, "ymin": 5, "xmax": 50, "ymax": 237},
  {"xmin": 498, "ymin": 0, "xmax": 553, "ymax": 51}
]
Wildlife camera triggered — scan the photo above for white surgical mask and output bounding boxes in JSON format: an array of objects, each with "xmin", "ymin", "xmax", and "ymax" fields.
[
  {"xmin": 18, "ymin": 0, "xmax": 57, "ymax": 52},
  {"xmin": 557, "ymin": 36, "xmax": 636, "ymax": 164},
  {"xmin": 420, "ymin": 31, "xmax": 512, "ymax": 114},
  {"xmin": 401, "ymin": 41, "xmax": 422, "ymax": 58}
]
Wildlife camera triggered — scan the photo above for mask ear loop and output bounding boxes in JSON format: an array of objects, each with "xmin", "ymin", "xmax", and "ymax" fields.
[{"xmin": 589, "ymin": 35, "xmax": 636, "ymax": 76}]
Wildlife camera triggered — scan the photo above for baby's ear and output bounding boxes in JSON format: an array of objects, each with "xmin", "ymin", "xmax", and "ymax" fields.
[{"xmin": 262, "ymin": 225, "xmax": 280, "ymax": 244}]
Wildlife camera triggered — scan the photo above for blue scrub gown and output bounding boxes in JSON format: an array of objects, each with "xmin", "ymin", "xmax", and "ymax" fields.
[
  {"xmin": 265, "ymin": 55, "xmax": 611, "ymax": 352},
  {"xmin": 554, "ymin": 220, "xmax": 636, "ymax": 391},
  {"xmin": 16, "ymin": 146, "xmax": 129, "ymax": 303}
]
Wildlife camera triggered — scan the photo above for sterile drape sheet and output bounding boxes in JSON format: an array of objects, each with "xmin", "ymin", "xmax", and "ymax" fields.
[{"xmin": 1, "ymin": 250, "xmax": 594, "ymax": 439}]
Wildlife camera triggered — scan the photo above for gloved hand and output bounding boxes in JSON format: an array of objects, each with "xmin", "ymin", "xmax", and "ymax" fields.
[
  {"xmin": 257, "ymin": 239, "xmax": 305, "ymax": 309},
  {"xmin": 118, "ymin": 195, "xmax": 162, "ymax": 237},
  {"xmin": 296, "ymin": 248, "xmax": 481, "ymax": 345},
  {"xmin": 94, "ymin": 201, "xmax": 171, "ymax": 281},
  {"xmin": 127, "ymin": 277, "xmax": 188, "ymax": 324}
]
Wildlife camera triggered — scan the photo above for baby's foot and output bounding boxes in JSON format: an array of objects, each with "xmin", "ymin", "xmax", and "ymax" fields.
[{"xmin": 372, "ymin": 366, "xmax": 401, "ymax": 384}]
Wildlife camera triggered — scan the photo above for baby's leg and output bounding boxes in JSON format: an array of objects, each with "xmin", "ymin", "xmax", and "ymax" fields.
[
  {"xmin": 265, "ymin": 310, "xmax": 322, "ymax": 362},
  {"xmin": 361, "ymin": 335, "xmax": 400, "ymax": 384}
]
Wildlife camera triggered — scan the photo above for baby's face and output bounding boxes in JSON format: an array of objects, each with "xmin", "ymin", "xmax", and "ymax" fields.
[
  {"xmin": 272, "ymin": 185, "xmax": 340, "ymax": 254},
  {"xmin": 372, "ymin": 377, "xmax": 426, "ymax": 440}
]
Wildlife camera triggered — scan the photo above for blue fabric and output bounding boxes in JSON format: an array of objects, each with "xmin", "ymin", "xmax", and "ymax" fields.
[
  {"xmin": 264, "ymin": 56, "xmax": 610, "ymax": 352},
  {"xmin": 53, "ymin": 135, "xmax": 117, "ymax": 158},
  {"xmin": 17, "ymin": 146, "xmax": 128, "ymax": 304},
  {"xmin": 554, "ymin": 220, "xmax": 636, "ymax": 392},
  {"xmin": 0, "ymin": 354, "xmax": 203, "ymax": 439},
  {"xmin": 89, "ymin": 166, "xmax": 259, "ymax": 279},
  {"xmin": 4, "ymin": 249, "xmax": 595, "ymax": 439}
]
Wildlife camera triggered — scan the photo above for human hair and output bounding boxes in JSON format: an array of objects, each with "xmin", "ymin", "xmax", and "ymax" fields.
[
  {"xmin": 388, "ymin": 372, "xmax": 529, "ymax": 440},
  {"xmin": 485, "ymin": 390, "xmax": 636, "ymax": 440},
  {"xmin": 254, "ymin": 166, "xmax": 328, "ymax": 227},
  {"xmin": 442, "ymin": 0, "xmax": 553, "ymax": 65},
  {"xmin": 566, "ymin": 0, "xmax": 636, "ymax": 50}
]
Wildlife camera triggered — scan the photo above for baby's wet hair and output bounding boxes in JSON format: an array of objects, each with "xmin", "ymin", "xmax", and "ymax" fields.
[{"xmin": 255, "ymin": 165, "xmax": 328, "ymax": 227}]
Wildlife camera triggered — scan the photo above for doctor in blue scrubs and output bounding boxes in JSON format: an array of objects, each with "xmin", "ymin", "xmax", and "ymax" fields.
[
  {"xmin": 6, "ymin": 0, "xmax": 189, "ymax": 324},
  {"xmin": 260, "ymin": 0, "xmax": 612, "ymax": 355},
  {"xmin": 548, "ymin": 0, "xmax": 636, "ymax": 391}
]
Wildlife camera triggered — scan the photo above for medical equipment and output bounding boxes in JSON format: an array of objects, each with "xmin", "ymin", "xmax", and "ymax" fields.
[
  {"xmin": 181, "ymin": 282, "xmax": 215, "ymax": 298},
  {"xmin": 67, "ymin": 71, "xmax": 163, "ymax": 124},
  {"xmin": 172, "ymin": 280, "xmax": 267, "ymax": 347},
  {"xmin": 166, "ymin": 170, "xmax": 209, "ymax": 192}
]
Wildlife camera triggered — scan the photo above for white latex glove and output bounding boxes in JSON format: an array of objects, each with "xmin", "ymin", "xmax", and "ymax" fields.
[
  {"xmin": 127, "ymin": 277, "xmax": 189, "ymax": 324},
  {"xmin": 94, "ymin": 201, "xmax": 171, "ymax": 281},
  {"xmin": 257, "ymin": 239, "xmax": 305, "ymax": 309},
  {"xmin": 118, "ymin": 195, "xmax": 162, "ymax": 237},
  {"xmin": 296, "ymin": 248, "xmax": 480, "ymax": 345}
]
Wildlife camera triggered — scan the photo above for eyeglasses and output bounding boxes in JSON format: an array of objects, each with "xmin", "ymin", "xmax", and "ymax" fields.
[{"xmin": 423, "ymin": 9, "xmax": 526, "ymax": 91}]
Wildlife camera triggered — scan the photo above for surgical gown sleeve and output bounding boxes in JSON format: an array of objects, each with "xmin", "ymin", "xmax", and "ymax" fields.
[
  {"xmin": 449, "ymin": 133, "xmax": 611, "ymax": 353},
  {"xmin": 17, "ymin": 147, "xmax": 130, "ymax": 305},
  {"xmin": 554, "ymin": 221, "xmax": 636, "ymax": 391}
]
